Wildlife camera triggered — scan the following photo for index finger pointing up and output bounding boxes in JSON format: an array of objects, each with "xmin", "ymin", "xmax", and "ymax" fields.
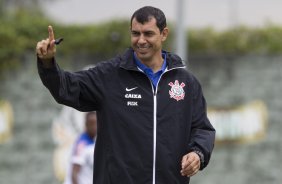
[{"xmin": 48, "ymin": 25, "xmax": 55, "ymax": 41}]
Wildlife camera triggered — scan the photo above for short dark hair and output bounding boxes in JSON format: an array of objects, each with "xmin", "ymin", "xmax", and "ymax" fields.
[{"xmin": 130, "ymin": 6, "xmax": 167, "ymax": 32}]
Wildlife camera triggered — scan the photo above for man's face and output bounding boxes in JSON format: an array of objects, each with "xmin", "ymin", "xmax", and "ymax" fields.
[
  {"xmin": 130, "ymin": 17, "xmax": 168, "ymax": 63},
  {"xmin": 86, "ymin": 114, "xmax": 97, "ymax": 138}
]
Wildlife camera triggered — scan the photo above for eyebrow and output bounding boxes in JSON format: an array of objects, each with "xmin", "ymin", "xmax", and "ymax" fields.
[{"xmin": 131, "ymin": 30, "xmax": 155, "ymax": 34}]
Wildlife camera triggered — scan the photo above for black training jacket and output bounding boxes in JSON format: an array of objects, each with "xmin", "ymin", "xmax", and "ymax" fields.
[{"xmin": 38, "ymin": 48, "xmax": 215, "ymax": 184}]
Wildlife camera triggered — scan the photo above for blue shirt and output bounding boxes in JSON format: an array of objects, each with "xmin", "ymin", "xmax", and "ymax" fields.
[
  {"xmin": 77, "ymin": 132, "xmax": 95, "ymax": 145},
  {"xmin": 73, "ymin": 132, "xmax": 95, "ymax": 156},
  {"xmin": 134, "ymin": 52, "xmax": 167, "ymax": 89}
]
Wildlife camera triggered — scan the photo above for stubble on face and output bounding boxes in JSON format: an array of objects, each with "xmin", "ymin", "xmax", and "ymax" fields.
[{"xmin": 130, "ymin": 17, "xmax": 165, "ymax": 64}]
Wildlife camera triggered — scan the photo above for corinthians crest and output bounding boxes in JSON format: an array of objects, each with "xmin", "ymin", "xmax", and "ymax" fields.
[{"xmin": 168, "ymin": 80, "xmax": 186, "ymax": 101}]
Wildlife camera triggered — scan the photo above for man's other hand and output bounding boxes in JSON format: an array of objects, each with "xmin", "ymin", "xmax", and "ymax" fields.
[{"xmin": 180, "ymin": 152, "xmax": 201, "ymax": 177}]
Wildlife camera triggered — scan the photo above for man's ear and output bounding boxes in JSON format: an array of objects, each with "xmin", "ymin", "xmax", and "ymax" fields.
[{"xmin": 161, "ymin": 27, "xmax": 169, "ymax": 41}]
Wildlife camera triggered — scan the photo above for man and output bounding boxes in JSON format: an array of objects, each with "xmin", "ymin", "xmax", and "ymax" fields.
[
  {"xmin": 36, "ymin": 6, "xmax": 215, "ymax": 184},
  {"xmin": 64, "ymin": 111, "xmax": 97, "ymax": 184}
]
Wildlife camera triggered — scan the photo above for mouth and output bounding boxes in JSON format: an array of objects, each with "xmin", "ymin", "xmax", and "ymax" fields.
[{"xmin": 136, "ymin": 45, "xmax": 150, "ymax": 52}]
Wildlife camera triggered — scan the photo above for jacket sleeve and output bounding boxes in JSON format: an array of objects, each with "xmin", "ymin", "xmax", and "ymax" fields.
[
  {"xmin": 37, "ymin": 58, "xmax": 103, "ymax": 112},
  {"xmin": 189, "ymin": 75, "xmax": 216, "ymax": 170}
]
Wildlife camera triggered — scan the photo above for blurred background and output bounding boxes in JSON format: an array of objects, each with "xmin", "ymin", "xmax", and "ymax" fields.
[{"xmin": 0, "ymin": 0, "xmax": 282, "ymax": 184}]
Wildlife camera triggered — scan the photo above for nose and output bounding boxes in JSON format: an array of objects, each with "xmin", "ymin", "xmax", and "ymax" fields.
[{"xmin": 137, "ymin": 34, "xmax": 146, "ymax": 44}]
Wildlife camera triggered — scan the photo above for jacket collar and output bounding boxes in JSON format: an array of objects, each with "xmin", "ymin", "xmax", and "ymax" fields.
[{"xmin": 119, "ymin": 48, "xmax": 185, "ymax": 71}]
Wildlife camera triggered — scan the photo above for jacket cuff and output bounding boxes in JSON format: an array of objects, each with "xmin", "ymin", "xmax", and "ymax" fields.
[
  {"xmin": 37, "ymin": 57, "xmax": 58, "ymax": 74},
  {"xmin": 37, "ymin": 56, "xmax": 56, "ymax": 68}
]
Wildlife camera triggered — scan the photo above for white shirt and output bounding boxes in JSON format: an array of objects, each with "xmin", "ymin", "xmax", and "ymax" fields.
[
  {"xmin": 64, "ymin": 143, "xmax": 94, "ymax": 184},
  {"xmin": 75, "ymin": 144, "xmax": 94, "ymax": 184}
]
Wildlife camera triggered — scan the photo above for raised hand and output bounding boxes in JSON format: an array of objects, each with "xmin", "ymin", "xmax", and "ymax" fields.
[{"xmin": 36, "ymin": 25, "xmax": 56, "ymax": 60}]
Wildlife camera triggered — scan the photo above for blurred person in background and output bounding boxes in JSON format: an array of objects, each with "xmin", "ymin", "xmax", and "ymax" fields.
[
  {"xmin": 64, "ymin": 111, "xmax": 97, "ymax": 184},
  {"xmin": 36, "ymin": 6, "xmax": 215, "ymax": 184}
]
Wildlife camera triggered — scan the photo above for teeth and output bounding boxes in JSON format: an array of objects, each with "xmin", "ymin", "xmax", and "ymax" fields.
[{"xmin": 138, "ymin": 46, "xmax": 149, "ymax": 49}]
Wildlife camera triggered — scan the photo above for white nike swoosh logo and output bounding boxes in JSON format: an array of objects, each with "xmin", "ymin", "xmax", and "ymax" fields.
[{"xmin": 126, "ymin": 87, "xmax": 138, "ymax": 92}]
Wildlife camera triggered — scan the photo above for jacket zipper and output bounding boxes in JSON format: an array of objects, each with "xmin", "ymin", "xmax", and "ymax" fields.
[
  {"xmin": 152, "ymin": 66, "xmax": 185, "ymax": 184},
  {"xmin": 152, "ymin": 94, "xmax": 157, "ymax": 184},
  {"xmin": 132, "ymin": 66, "xmax": 185, "ymax": 184}
]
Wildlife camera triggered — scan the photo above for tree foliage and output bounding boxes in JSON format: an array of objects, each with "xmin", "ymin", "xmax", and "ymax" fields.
[
  {"xmin": 189, "ymin": 25, "xmax": 282, "ymax": 56},
  {"xmin": 1, "ymin": 10, "xmax": 282, "ymax": 77}
]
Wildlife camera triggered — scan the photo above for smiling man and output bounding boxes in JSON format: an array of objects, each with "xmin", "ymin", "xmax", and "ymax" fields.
[
  {"xmin": 36, "ymin": 6, "xmax": 215, "ymax": 184},
  {"xmin": 130, "ymin": 9, "xmax": 168, "ymax": 72}
]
